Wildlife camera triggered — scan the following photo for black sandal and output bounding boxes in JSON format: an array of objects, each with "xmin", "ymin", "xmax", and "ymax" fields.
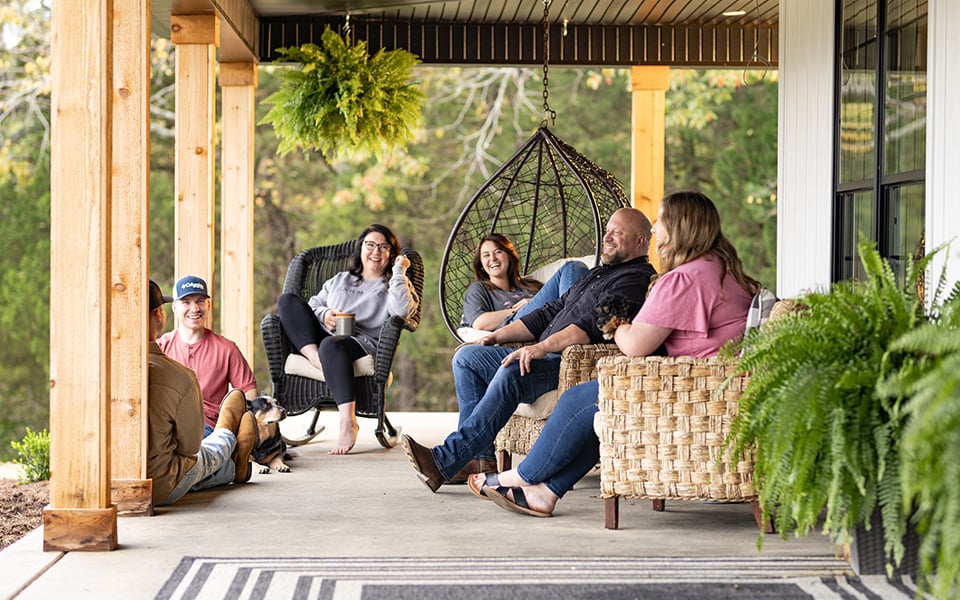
[
  {"xmin": 486, "ymin": 486, "xmax": 553, "ymax": 518},
  {"xmin": 467, "ymin": 472, "xmax": 505, "ymax": 500}
]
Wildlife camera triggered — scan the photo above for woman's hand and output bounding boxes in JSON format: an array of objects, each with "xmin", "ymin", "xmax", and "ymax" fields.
[
  {"xmin": 323, "ymin": 309, "xmax": 340, "ymax": 331},
  {"xmin": 511, "ymin": 298, "xmax": 530, "ymax": 314},
  {"xmin": 394, "ymin": 255, "xmax": 411, "ymax": 270}
]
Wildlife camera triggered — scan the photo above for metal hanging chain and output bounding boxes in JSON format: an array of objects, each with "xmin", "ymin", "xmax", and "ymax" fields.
[{"xmin": 542, "ymin": 0, "xmax": 556, "ymax": 126}]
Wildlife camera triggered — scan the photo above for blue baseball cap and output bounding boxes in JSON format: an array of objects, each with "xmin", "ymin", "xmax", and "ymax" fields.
[{"xmin": 173, "ymin": 275, "xmax": 210, "ymax": 301}]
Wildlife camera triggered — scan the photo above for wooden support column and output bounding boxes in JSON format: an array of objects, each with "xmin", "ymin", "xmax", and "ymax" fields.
[
  {"xmin": 219, "ymin": 63, "xmax": 257, "ymax": 364},
  {"xmin": 109, "ymin": 0, "xmax": 153, "ymax": 517},
  {"xmin": 630, "ymin": 66, "xmax": 670, "ymax": 271},
  {"xmin": 46, "ymin": 0, "xmax": 118, "ymax": 551},
  {"xmin": 172, "ymin": 14, "xmax": 219, "ymax": 325}
]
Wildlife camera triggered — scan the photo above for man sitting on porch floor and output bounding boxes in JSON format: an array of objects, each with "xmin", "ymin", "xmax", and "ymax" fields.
[
  {"xmin": 147, "ymin": 280, "xmax": 257, "ymax": 506},
  {"xmin": 401, "ymin": 207, "xmax": 656, "ymax": 492}
]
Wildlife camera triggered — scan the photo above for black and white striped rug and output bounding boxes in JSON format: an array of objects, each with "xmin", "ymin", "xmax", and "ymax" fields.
[{"xmin": 155, "ymin": 557, "xmax": 919, "ymax": 599}]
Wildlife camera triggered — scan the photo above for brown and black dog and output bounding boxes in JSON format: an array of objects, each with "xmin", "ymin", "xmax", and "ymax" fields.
[{"xmin": 246, "ymin": 395, "xmax": 292, "ymax": 474}]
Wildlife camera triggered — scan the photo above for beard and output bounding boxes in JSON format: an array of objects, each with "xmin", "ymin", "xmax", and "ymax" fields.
[{"xmin": 601, "ymin": 249, "xmax": 627, "ymax": 265}]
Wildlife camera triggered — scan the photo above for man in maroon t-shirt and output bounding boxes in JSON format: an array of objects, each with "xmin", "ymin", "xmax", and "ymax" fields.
[{"xmin": 158, "ymin": 275, "xmax": 258, "ymax": 435}]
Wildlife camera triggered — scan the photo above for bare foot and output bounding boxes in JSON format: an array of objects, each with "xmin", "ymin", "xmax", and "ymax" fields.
[
  {"xmin": 488, "ymin": 469, "xmax": 559, "ymax": 515},
  {"xmin": 329, "ymin": 420, "xmax": 359, "ymax": 455}
]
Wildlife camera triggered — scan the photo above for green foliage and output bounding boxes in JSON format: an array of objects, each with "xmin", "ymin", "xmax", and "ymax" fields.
[
  {"xmin": 0, "ymin": 158, "xmax": 50, "ymax": 462},
  {"xmin": 10, "ymin": 427, "xmax": 50, "ymax": 483},
  {"xmin": 726, "ymin": 240, "xmax": 931, "ymax": 567},
  {"xmin": 259, "ymin": 28, "xmax": 424, "ymax": 159},
  {"xmin": 877, "ymin": 278, "xmax": 960, "ymax": 597}
]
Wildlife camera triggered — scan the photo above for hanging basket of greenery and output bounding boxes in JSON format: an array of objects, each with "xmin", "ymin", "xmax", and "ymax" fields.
[{"xmin": 260, "ymin": 27, "xmax": 424, "ymax": 159}]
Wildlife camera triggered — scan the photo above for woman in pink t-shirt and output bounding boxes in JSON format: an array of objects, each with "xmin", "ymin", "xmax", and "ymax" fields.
[{"xmin": 469, "ymin": 190, "xmax": 761, "ymax": 518}]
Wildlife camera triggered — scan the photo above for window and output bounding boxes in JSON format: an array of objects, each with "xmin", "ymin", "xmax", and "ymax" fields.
[{"xmin": 834, "ymin": 0, "xmax": 926, "ymax": 285}]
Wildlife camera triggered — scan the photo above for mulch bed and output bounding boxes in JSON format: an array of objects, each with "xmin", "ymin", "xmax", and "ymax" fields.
[{"xmin": 0, "ymin": 479, "xmax": 48, "ymax": 550}]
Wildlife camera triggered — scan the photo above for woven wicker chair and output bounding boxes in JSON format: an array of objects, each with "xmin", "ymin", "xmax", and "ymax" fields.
[
  {"xmin": 260, "ymin": 241, "xmax": 424, "ymax": 449},
  {"xmin": 594, "ymin": 300, "xmax": 801, "ymax": 530},
  {"xmin": 494, "ymin": 343, "xmax": 622, "ymax": 470},
  {"xmin": 595, "ymin": 355, "xmax": 764, "ymax": 530}
]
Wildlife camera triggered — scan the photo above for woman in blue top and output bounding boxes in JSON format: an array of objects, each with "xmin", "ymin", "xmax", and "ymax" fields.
[
  {"xmin": 461, "ymin": 233, "xmax": 589, "ymax": 333},
  {"xmin": 278, "ymin": 224, "xmax": 419, "ymax": 454}
]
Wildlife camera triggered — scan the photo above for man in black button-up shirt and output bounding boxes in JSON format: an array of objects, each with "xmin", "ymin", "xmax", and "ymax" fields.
[{"xmin": 402, "ymin": 208, "xmax": 656, "ymax": 492}]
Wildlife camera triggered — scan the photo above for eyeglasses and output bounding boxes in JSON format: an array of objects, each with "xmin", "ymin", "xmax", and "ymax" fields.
[{"xmin": 363, "ymin": 241, "xmax": 392, "ymax": 252}]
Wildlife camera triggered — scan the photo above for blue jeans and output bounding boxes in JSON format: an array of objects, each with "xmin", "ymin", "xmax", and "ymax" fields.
[
  {"xmin": 161, "ymin": 428, "xmax": 237, "ymax": 505},
  {"xmin": 516, "ymin": 379, "xmax": 601, "ymax": 498},
  {"xmin": 513, "ymin": 260, "xmax": 590, "ymax": 321},
  {"xmin": 436, "ymin": 344, "xmax": 563, "ymax": 479}
]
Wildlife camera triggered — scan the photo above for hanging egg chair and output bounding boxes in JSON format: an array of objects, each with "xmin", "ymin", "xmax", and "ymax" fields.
[{"xmin": 438, "ymin": 124, "xmax": 630, "ymax": 342}]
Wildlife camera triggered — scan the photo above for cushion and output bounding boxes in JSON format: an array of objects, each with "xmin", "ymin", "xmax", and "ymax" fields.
[
  {"xmin": 514, "ymin": 389, "xmax": 559, "ymax": 420},
  {"xmin": 456, "ymin": 327, "xmax": 494, "ymax": 343},
  {"xmin": 284, "ymin": 354, "xmax": 393, "ymax": 388},
  {"xmin": 526, "ymin": 255, "xmax": 595, "ymax": 284}
]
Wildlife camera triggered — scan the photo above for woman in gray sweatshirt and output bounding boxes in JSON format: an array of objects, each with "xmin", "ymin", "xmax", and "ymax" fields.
[{"xmin": 277, "ymin": 224, "xmax": 419, "ymax": 454}]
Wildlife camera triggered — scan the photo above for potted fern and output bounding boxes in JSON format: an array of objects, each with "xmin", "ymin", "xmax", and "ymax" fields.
[
  {"xmin": 877, "ymin": 277, "xmax": 960, "ymax": 597},
  {"xmin": 725, "ymin": 240, "xmax": 931, "ymax": 576},
  {"xmin": 260, "ymin": 27, "xmax": 424, "ymax": 159}
]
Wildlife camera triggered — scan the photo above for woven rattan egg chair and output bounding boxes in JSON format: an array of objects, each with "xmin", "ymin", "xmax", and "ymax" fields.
[
  {"xmin": 439, "ymin": 124, "xmax": 630, "ymax": 470},
  {"xmin": 439, "ymin": 124, "xmax": 630, "ymax": 343}
]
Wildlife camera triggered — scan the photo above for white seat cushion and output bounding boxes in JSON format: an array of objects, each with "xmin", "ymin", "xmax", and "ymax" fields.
[
  {"xmin": 514, "ymin": 389, "xmax": 559, "ymax": 420},
  {"xmin": 456, "ymin": 327, "xmax": 494, "ymax": 343},
  {"xmin": 284, "ymin": 354, "xmax": 393, "ymax": 387},
  {"xmin": 526, "ymin": 255, "xmax": 595, "ymax": 283}
]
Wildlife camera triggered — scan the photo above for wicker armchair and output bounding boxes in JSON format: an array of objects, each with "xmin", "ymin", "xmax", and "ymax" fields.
[
  {"xmin": 494, "ymin": 343, "xmax": 622, "ymax": 470},
  {"xmin": 593, "ymin": 300, "xmax": 804, "ymax": 529},
  {"xmin": 594, "ymin": 355, "xmax": 764, "ymax": 529},
  {"xmin": 260, "ymin": 241, "xmax": 424, "ymax": 449},
  {"xmin": 594, "ymin": 356, "xmax": 768, "ymax": 529}
]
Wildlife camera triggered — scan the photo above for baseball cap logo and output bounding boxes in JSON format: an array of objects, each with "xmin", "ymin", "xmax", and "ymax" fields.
[{"xmin": 173, "ymin": 275, "xmax": 210, "ymax": 301}]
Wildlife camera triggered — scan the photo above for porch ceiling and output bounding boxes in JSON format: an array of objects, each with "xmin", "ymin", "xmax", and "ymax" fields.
[{"xmin": 154, "ymin": 0, "xmax": 779, "ymax": 67}]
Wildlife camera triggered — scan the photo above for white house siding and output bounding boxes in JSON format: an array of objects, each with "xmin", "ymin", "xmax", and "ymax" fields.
[
  {"xmin": 927, "ymin": 0, "xmax": 960, "ymax": 295},
  {"xmin": 777, "ymin": 0, "xmax": 836, "ymax": 298}
]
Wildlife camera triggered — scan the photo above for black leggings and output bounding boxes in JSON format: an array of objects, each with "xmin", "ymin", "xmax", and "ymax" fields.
[{"xmin": 277, "ymin": 293, "xmax": 368, "ymax": 405}]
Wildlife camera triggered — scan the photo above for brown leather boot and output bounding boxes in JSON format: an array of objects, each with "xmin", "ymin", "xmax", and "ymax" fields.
[
  {"xmin": 216, "ymin": 389, "xmax": 247, "ymax": 434},
  {"xmin": 232, "ymin": 412, "xmax": 257, "ymax": 483}
]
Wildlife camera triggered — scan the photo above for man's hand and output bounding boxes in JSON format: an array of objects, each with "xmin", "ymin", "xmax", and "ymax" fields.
[{"xmin": 501, "ymin": 343, "xmax": 549, "ymax": 376}]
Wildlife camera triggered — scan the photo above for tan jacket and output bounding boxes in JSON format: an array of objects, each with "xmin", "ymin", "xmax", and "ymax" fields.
[{"xmin": 147, "ymin": 342, "xmax": 203, "ymax": 505}]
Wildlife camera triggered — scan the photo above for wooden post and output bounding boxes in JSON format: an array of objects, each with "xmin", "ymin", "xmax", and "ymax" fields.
[
  {"xmin": 219, "ymin": 63, "xmax": 257, "ymax": 365},
  {"xmin": 172, "ymin": 14, "xmax": 219, "ymax": 328},
  {"xmin": 109, "ymin": 0, "xmax": 153, "ymax": 517},
  {"xmin": 630, "ymin": 66, "xmax": 670, "ymax": 271},
  {"xmin": 46, "ymin": 0, "xmax": 118, "ymax": 551}
]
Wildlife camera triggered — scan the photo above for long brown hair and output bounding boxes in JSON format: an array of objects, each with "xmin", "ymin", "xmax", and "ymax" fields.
[
  {"xmin": 652, "ymin": 191, "xmax": 760, "ymax": 295},
  {"xmin": 472, "ymin": 233, "xmax": 543, "ymax": 293}
]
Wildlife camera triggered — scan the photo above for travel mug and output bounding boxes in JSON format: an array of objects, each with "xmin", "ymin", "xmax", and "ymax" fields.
[{"xmin": 335, "ymin": 313, "xmax": 356, "ymax": 336}]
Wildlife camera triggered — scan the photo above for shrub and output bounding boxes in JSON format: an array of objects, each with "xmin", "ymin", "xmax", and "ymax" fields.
[{"xmin": 10, "ymin": 427, "xmax": 50, "ymax": 483}]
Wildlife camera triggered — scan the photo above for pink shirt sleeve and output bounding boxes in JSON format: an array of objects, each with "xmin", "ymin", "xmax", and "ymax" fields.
[{"xmin": 633, "ymin": 269, "xmax": 712, "ymax": 336}]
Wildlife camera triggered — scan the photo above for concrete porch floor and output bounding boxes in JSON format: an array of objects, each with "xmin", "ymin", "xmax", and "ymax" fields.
[{"xmin": 0, "ymin": 411, "xmax": 842, "ymax": 599}]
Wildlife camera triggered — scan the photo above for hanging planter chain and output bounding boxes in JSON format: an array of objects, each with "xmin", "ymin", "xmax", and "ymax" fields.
[{"xmin": 542, "ymin": 0, "xmax": 556, "ymax": 126}]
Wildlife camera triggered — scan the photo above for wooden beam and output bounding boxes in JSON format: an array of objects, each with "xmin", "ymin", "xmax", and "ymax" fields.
[
  {"xmin": 109, "ymin": 0, "xmax": 153, "ymax": 517},
  {"xmin": 219, "ymin": 62, "xmax": 257, "ymax": 364},
  {"xmin": 174, "ymin": 15, "xmax": 218, "ymax": 326},
  {"xmin": 630, "ymin": 66, "xmax": 669, "ymax": 271},
  {"xmin": 260, "ymin": 18, "xmax": 779, "ymax": 68},
  {"xmin": 47, "ymin": 0, "xmax": 117, "ymax": 550}
]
